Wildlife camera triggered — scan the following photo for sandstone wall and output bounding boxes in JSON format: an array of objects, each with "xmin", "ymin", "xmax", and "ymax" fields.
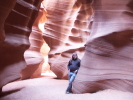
[
  {"xmin": 43, "ymin": 0, "xmax": 93, "ymax": 79},
  {"xmin": 0, "ymin": 0, "xmax": 42, "ymax": 88},
  {"xmin": 1, "ymin": 0, "xmax": 133, "ymax": 94},
  {"xmin": 73, "ymin": 0, "xmax": 133, "ymax": 93},
  {"xmin": 21, "ymin": 4, "xmax": 48, "ymax": 79},
  {"xmin": 0, "ymin": 0, "xmax": 17, "ymax": 41}
]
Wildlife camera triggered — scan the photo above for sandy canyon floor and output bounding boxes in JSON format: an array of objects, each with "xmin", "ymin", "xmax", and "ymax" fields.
[{"xmin": 0, "ymin": 73, "xmax": 133, "ymax": 100}]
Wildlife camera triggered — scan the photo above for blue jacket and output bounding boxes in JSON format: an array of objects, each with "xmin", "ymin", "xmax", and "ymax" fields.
[{"xmin": 67, "ymin": 58, "xmax": 81, "ymax": 72}]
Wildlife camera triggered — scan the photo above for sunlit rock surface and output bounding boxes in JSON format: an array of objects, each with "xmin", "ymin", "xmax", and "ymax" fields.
[
  {"xmin": 73, "ymin": 0, "xmax": 133, "ymax": 93},
  {"xmin": 43, "ymin": 0, "xmax": 93, "ymax": 79},
  {"xmin": 22, "ymin": 5, "xmax": 48, "ymax": 79},
  {"xmin": 0, "ymin": 0, "xmax": 42, "ymax": 88}
]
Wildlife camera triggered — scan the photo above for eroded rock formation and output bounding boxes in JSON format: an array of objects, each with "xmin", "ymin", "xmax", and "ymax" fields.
[
  {"xmin": 0, "ymin": 0, "xmax": 133, "ymax": 95},
  {"xmin": 0, "ymin": 0, "xmax": 42, "ymax": 88},
  {"xmin": 73, "ymin": 0, "xmax": 133, "ymax": 93},
  {"xmin": 21, "ymin": 4, "xmax": 48, "ymax": 79},
  {"xmin": 42, "ymin": 0, "xmax": 93, "ymax": 79},
  {"xmin": 0, "ymin": 0, "xmax": 17, "ymax": 41}
]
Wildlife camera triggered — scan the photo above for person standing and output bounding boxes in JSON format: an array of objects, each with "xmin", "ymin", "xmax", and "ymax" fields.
[{"xmin": 66, "ymin": 53, "xmax": 81, "ymax": 94}]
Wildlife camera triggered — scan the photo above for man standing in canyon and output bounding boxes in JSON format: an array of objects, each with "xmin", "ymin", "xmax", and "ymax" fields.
[{"xmin": 66, "ymin": 53, "xmax": 81, "ymax": 94}]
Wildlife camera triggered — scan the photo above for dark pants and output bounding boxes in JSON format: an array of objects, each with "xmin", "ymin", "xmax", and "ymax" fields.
[{"xmin": 66, "ymin": 72, "xmax": 76, "ymax": 92}]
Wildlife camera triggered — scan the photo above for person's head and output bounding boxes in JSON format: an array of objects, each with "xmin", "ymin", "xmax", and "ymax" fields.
[{"xmin": 72, "ymin": 53, "xmax": 78, "ymax": 60}]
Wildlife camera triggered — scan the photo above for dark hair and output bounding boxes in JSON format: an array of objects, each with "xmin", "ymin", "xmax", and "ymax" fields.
[{"xmin": 72, "ymin": 53, "xmax": 78, "ymax": 60}]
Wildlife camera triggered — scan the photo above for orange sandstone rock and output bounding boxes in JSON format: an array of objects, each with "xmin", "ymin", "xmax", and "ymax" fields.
[{"xmin": 42, "ymin": 0, "xmax": 93, "ymax": 79}]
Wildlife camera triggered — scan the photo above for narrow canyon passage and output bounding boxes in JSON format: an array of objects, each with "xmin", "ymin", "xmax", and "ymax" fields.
[{"xmin": 0, "ymin": 0, "xmax": 133, "ymax": 99}]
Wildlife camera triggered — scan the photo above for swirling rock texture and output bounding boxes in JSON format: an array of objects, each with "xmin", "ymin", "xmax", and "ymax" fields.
[
  {"xmin": 42, "ymin": 0, "xmax": 93, "ymax": 79},
  {"xmin": 73, "ymin": 0, "xmax": 133, "ymax": 93},
  {"xmin": 0, "ymin": 0, "xmax": 17, "ymax": 41},
  {"xmin": 0, "ymin": 0, "xmax": 42, "ymax": 89},
  {"xmin": 21, "ymin": 4, "xmax": 48, "ymax": 79}
]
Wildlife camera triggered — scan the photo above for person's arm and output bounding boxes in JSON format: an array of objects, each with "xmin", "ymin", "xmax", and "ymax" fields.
[
  {"xmin": 67, "ymin": 60, "xmax": 71, "ymax": 70},
  {"xmin": 74, "ymin": 59, "xmax": 81, "ymax": 73},
  {"xmin": 78, "ymin": 59, "xmax": 81, "ymax": 68}
]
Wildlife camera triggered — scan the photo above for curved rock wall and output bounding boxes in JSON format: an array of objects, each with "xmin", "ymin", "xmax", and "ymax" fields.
[
  {"xmin": 1, "ymin": 0, "xmax": 133, "ymax": 94},
  {"xmin": 73, "ymin": 0, "xmax": 133, "ymax": 93},
  {"xmin": 43, "ymin": 0, "xmax": 93, "ymax": 79},
  {"xmin": 21, "ymin": 5, "xmax": 47, "ymax": 79},
  {"xmin": 0, "ymin": 0, "xmax": 42, "ymax": 88},
  {"xmin": 0, "ymin": 0, "xmax": 17, "ymax": 41}
]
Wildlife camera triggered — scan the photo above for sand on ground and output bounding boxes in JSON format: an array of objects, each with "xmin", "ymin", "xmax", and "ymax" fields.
[{"xmin": 0, "ymin": 74, "xmax": 133, "ymax": 100}]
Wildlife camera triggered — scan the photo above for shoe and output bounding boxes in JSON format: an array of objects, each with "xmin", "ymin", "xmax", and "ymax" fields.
[
  {"xmin": 66, "ymin": 91, "xmax": 73, "ymax": 94},
  {"xmin": 66, "ymin": 91, "xmax": 70, "ymax": 94},
  {"xmin": 69, "ymin": 92, "xmax": 73, "ymax": 94}
]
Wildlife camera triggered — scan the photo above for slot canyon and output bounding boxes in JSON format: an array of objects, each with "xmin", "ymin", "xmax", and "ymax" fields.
[{"xmin": 0, "ymin": 0, "xmax": 133, "ymax": 100}]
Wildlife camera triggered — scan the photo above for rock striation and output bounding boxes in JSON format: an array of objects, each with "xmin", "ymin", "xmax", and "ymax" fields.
[
  {"xmin": 0, "ymin": 0, "xmax": 42, "ymax": 88},
  {"xmin": 0, "ymin": 0, "xmax": 133, "ymax": 94},
  {"xmin": 73, "ymin": 0, "xmax": 133, "ymax": 93},
  {"xmin": 42, "ymin": 0, "xmax": 93, "ymax": 79},
  {"xmin": 22, "ymin": 4, "xmax": 48, "ymax": 79}
]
